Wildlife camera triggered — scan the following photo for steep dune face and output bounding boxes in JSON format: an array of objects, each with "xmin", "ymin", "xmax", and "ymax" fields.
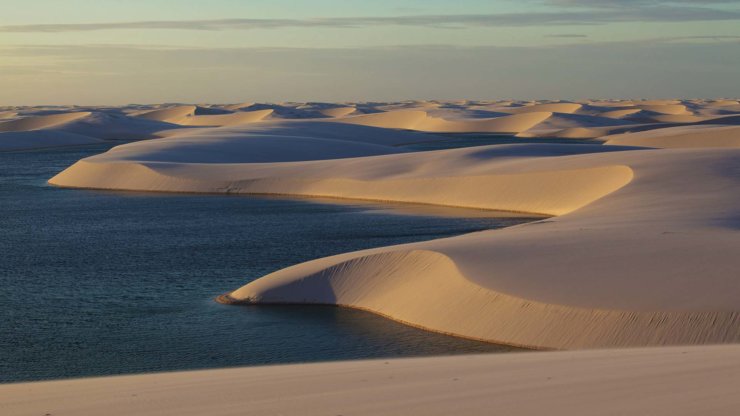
[{"xmin": 0, "ymin": 112, "xmax": 91, "ymax": 132}]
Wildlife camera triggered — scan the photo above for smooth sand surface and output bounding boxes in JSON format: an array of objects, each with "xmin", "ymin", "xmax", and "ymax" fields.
[
  {"xmin": 4, "ymin": 345, "xmax": 740, "ymax": 416},
  {"xmin": 46, "ymin": 99, "xmax": 740, "ymax": 349}
]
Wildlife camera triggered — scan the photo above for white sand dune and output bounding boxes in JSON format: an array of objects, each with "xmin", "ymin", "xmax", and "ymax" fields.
[
  {"xmin": 72, "ymin": 120, "xmax": 449, "ymax": 164},
  {"xmin": 133, "ymin": 106, "xmax": 272, "ymax": 127},
  {"xmin": 635, "ymin": 104, "xmax": 689, "ymax": 115},
  {"xmin": 0, "ymin": 111, "xmax": 91, "ymax": 132},
  {"xmin": 4, "ymin": 345, "xmax": 740, "ymax": 416},
  {"xmin": 335, "ymin": 110, "xmax": 553, "ymax": 133},
  {"xmin": 177, "ymin": 109, "xmax": 273, "ymax": 127},
  {"xmin": 319, "ymin": 106, "xmax": 357, "ymax": 117},
  {"xmin": 133, "ymin": 105, "xmax": 196, "ymax": 123},
  {"xmin": 334, "ymin": 110, "xmax": 429, "ymax": 129},
  {"xmin": 605, "ymin": 125, "xmax": 740, "ymax": 148},
  {"xmin": 507, "ymin": 102, "xmax": 582, "ymax": 114},
  {"xmin": 222, "ymin": 102, "xmax": 255, "ymax": 111}
]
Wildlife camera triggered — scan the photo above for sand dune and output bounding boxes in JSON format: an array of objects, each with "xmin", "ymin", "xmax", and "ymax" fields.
[
  {"xmin": 335, "ymin": 110, "xmax": 553, "ymax": 133},
  {"xmin": 0, "ymin": 111, "xmax": 91, "ymax": 132},
  {"xmin": 4, "ymin": 99, "xmax": 735, "ymax": 152},
  {"xmin": 319, "ymin": 107, "xmax": 357, "ymax": 117},
  {"xmin": 178, "ymin": 109, "xmax": 273, "ymax": 127},
  {"xmin": 133, "ymin": 105, "xmax": 196, "ymax": 123},
  {"xmin": 5, "ymin": 345, "xmax": 740, "ymax": 416},
  {"xmin": 604, "ymin": 125, "xmax": 740, "ymax": 148},
  {"xmin": 508, "ymin": 102, "xmax": 582, "ymax": 114},
  {"xmin": 335, "ymin": 110, "xmax": 429, "ymax": 129},
  {"xmin": 635, "ymin": 104, "xmax": 689, "ymax": 115},
  {"xmin": 417, "ymin": 112, "xmax": 552, "ymax": 133}
]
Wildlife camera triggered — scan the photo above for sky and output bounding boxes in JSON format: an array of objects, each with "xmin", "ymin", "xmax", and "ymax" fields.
[{"xmin": 1, "ymin": 0, "xmax": 739, "ymax": 105}]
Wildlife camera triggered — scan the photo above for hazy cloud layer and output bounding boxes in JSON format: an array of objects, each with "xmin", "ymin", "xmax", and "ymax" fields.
[
  {"xmin": 2, "ymin": 7, "xmax": 740, "ymax": 33},
  {"xmin": 547, "ymin": 0, "xmax": 740, "ymax": 7},
  {"xmin": 2, "ymin": 41, "xmax": 738, "ymax": 104}
]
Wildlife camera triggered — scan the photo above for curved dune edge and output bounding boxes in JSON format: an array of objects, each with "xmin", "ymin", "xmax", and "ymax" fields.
[
  {"xmin": 49, "ymin": 161, "xmax": 632, "ymax": 217},
  {"xmin": 219, "ymin": 250, "xmax": 740, "ymax": 350}
]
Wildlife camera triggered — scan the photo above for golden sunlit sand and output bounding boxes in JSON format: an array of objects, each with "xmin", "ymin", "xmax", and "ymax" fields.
[{"xmin": 4, "ymin": 346, "xmax": 740, "ymax": 416}]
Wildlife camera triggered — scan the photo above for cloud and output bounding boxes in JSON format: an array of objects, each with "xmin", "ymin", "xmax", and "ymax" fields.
[
  {"xmin": 548, "ymin": 0, "xmax": 740, "ymax": 7},
  {"xmin": 1, "ymin": 40, "xmax": 738, "ymax": 106},
  {"xmin": 2, "ymin": 7, "xmax": 740, "ymax": 33},
  {"xmin": 544, "ymin": 34, "xmax": 589, "ymax": 38}
]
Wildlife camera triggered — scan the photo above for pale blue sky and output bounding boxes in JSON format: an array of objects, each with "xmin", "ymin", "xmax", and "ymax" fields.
[{"xmin": 1, "ymin": 0, "xmax": 739, "ymax": 104}]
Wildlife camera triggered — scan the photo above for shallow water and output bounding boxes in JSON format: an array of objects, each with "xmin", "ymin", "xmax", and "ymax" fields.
[{"xmin": 0, "ymin": 144, "xmax": 537, "ymax": 383}]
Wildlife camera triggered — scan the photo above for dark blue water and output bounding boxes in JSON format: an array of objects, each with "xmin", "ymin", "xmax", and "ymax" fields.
[{"xmin": 0, "ymin": 144, "xmax": 536, "ymax": 383}]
